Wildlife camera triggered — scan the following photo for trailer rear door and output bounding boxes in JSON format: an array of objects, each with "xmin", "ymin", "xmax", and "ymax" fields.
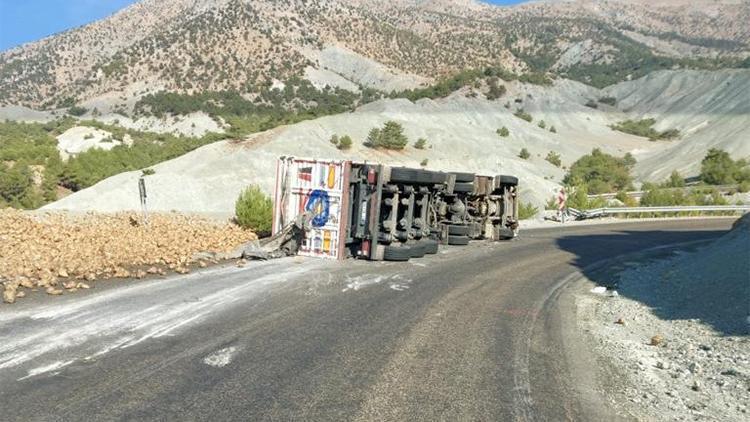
[{"xmin": 273, "ymin": 157, "xmax": 350, "ymax": 260}]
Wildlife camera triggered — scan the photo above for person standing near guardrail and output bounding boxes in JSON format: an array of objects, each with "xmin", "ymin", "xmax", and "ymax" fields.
[{"xmin": 558, "ymin": 188, "xmax": 567, "ymax": 224}]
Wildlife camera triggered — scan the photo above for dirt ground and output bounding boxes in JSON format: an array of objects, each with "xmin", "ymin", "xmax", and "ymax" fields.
[{"xmin": 575, "ymin": 216, "xmax": 750, "ymax": 421}]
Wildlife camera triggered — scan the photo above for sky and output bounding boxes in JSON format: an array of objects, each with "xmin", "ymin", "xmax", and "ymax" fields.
[{"xmin": 0, "ymin": 0, "xmax": 526, "ymax": 52}]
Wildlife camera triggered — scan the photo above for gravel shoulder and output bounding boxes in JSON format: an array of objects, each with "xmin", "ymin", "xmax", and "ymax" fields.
[{"xmin": 572, "ymin": 215, "xmax": 750, "ymax": 421}]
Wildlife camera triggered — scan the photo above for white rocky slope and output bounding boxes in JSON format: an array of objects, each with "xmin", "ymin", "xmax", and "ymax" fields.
[
  {"xmin": 42, "ymin": 70, "xmax": 750, "ymax": 216},
  {"xmin": 604, "ymin": 70, "xmax": 750, "ymax": 181}
]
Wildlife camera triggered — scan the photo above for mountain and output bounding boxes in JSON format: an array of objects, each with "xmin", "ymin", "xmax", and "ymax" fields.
[
  {"xmin": 1, "ymin": 0, "xmax": 748, "ymax": 109},
  {"xmin": 42, "ymin": 69, "xmax": 750, "ymax": 215}
]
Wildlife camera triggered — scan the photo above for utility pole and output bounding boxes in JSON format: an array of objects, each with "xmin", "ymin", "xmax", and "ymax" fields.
[{"xmin": 139, "ymin": 176, "xmax": 149, "ymax": 226}]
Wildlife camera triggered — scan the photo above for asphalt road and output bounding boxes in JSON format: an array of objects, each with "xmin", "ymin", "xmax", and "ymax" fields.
[{"xmin": 0, "ymin": 218, "xmax": 737, "ymax": 421}]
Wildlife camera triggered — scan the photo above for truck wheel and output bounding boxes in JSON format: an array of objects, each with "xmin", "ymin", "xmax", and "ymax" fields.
[
  {"xmin": 409, "ymin": 242, "xmax": 426, "ymax": 258},
  {"xmin": 496, "ymin": 175, "xmax": 519, "ymax": 186},
  {"xmin": 453, "ymin": 182, "xmax": 474, "ymax": 193},
  {"xmin": 447, "ymin": 235, "xmax": 470, "ymax": 246},
  {"xmin": 390, "ymin": 168, "xmax": 418, "ymax": 184},
  {"xmin": 451, "ymin": 172, "xmax": 475, "ymax": 183},
  {"xmin": 383, "ymin": 245, "xmax": 411, "ymax": 261},
  {"xmin": 447, "ymin": 225, "xmax": 470, "ymax": 236},
  {"xmin": 422, "ymin": 239, "xmax": 439, "ymax": 254},
  {"xmin": 431, "ymin": 172, "xmax": 448, "ymax": 184},
  {"xmin": 415, "ymin": 170, "xmax": 435, "ymax": 184}
]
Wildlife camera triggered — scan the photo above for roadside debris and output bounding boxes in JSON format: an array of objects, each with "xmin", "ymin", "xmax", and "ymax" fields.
[
  {"xmin": 576, "ymin": 214, "xmax": 750, "ymax": 421},
  {"xmin": 0, "ymin": 209, "xmax": 257, "ymax": 304},
  {"xmin": 650, "ymin": 335, "xmax": 664, "ymax": 346}
]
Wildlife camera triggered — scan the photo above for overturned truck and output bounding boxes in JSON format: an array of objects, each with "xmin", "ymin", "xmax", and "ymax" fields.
[{"xmin": 272, "ymin": 157, "xmax": 519, "ymax": 261}]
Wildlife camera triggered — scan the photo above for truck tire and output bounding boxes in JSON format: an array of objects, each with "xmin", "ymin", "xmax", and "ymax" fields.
[
  {"xmin": 409, "ymin": 242, "xmax": 426, "ymax": 258},
  {"xmin": 422, "ymin": 239, "xmax": 439, "ymax": 254},
  {"xmin": 447, "ymin": 225, "xmax": 470, "ymax": 236},
  {"xmin": 390, "ymin": 168, "xmax": 418, "ymax": 184},
  {"xmin": 496, "ymin": 175, "xmax": 519, "ymax": 186},
  {"xmin": 415, "ymin": 170, "xmax": 436, "ymax": 185},
  {"xmin": 453, "ymin": 182, "xmax": 474, "ymax": 193},
  {"xmin": 383, "ymin": 245, "xmax": 411, "ymax": 261},
  {"xmin": 451, "ymin": 172, "xmax": 475, "ymax": 183},
  {"xmin": 431, "ymin": 172, "xmax": 448, "ymax": 184},
  {"xmin": 447, "ymin": 235, "xmax": 470, "ymax": 246}
]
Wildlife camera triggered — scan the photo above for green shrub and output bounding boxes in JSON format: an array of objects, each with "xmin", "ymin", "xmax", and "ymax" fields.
[
  {"xmin": 518, "ymin": 201, "xmax": 539, "ymax": 219},
  {"xmin": 68, "ymin": 106, "xmax": 87, "ymax": 117},
  {"xmin": 549, "ymin": 126, "xmax": 557, "ymax": 133},
  {"xmin": 563, "ymin": 148, "xmax": 634, "ymax": 194},
  {"xmin": 598, "ymin": 97, "xmax": 617, "ymax": 106},
  {"xmin": 329, "ymin": 134, "xmax": 339, "ymax": 145},
  {"xmin": 584, "ymin": 100, "xmax": 598, "ymax": 109},
  {"xmin": 0, "ymin": 165, "xmax": 33, "ymax": 206},
  {"xmin": 662, "ymin": 170, "xmax": 685, "ymax": 188},
  {"xmin": 420, "ymin": 159, "xmax": 429, "ymax": 167},
  {"xmin": 235, "ymin": 185, "xmax": 273, "ymax": 236},
  {"xmin": 545, "ymin": 151, "xmax": 562, "ymax": 167},
  {"xmin": 519, "ymin": 148, "xmax": 531, "ymax": 160},
  {"xmin": 561, "ymin": 185, "xmax": 607, "ymax": 210},
  {"xmin": 414, "ymin": 138, "xmax": 427, "ymax": 149},
  {"xmin": 514, "ymin": 109, "xmax": 533, "ymax": 123},
  {"xmin": 538, "ymin": 120, "xmax": 546, "ymax": 129},
  {"xmin": 610, "ymin": 119, "xmax": 680, "ymax": 141},
  {"xmin": 486, "ymin": 77, "xmax": 507, "ymax": 100},
  {"xmin": 365, "ymin": 121, "xmax": 408, "ymax": 150},
  {"xmin": 142, "ymin": 168, "xmax": 156, "ymax": 176},
  {"xmin": 497, "ymin": 126, "xmax": 509, "ymax": 137},
  {"xmin": 338, "ymin": 135, "xmax": 353, "ymax": 150},
  {"xmin": 700, "ymin": 148, "xmax": 741, "ymax": 185}
]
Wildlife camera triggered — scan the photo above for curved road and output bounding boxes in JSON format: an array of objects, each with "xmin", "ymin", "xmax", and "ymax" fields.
[{"xmin": 0, "ymin": 218, "xmax": 736, "ymax": 421}]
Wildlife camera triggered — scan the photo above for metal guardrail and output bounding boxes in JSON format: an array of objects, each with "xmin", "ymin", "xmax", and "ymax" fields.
[
  {"xmin": 587, "ymin": 184, "xmax": 739, "ymax": 200},
  {"xmin": 569, "ymin": 205, "xmax": 750, "ymax": 220}
]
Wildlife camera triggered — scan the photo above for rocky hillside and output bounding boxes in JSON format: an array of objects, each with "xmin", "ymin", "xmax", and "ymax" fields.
[
  {"xmin": 43, "ymin": 69, "xmax": 750, "ymax": 216},
  {"xmin": 1, "ymin": 0, "xmax": 748, "ymax": 109}
]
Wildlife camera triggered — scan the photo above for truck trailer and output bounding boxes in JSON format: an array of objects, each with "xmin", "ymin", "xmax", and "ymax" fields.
[{"xmin": 272, "ymin": 157, "xmax": 519, "ymax": 261}]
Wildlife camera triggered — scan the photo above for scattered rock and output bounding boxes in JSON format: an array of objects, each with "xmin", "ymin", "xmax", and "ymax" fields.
[
  {"xmin": 657, "ymin": 361, "xmax": 669, "ymax": 370},
  {"xmin": 590, "ymin": 286, "xmax": 607, "ymax": 294},
  {"xmin": 147, "ymin": 266, "xmax": 160, "ymax": 274},
  {"xmin": 76, "ymin": 282, "xmax": 91, "ymax": 289},
  {"xmin": 3, "ymin": 286, "xmax": 17, "ymax": 304},
  {"xmin": 62, "ymin": 280, "xmax": 77, "ymax": 289},
  {"xmin": 692, "ymin": 380, "xmax": 701, "ymax": 391},
  {"xmin": 175, "ymin": 267, "xmax": 190, "ymax": 274},
  {"xmin": 721, "ymin": 368, "xmax": 740, "ymax": 377},
  {"xmin": 689, "ymin": 362, "xmax": 702, "ymax": 374},
  {"xmin": 699, "ymin": 344, "xmax": 712, "ymax": 351},
  {"xmin": 46, "ymin": 287, "xmax": 63, "ymax": 296},
  {"xmin": 650, "ymin": 335, "xmax": 664, "ymax": 346},
  {"xmin": 198, "ymin": 261, "xmax": 208, "ymax": 268},
  {"xmin": 236, "ymin": 259, "xmax": 247, "ymax": 268},
  {"xmin": 15, "ymin": 291, "xmax": 26, "ymax": 298},
  {"xmin": 113, "ymin": 267, "xmax": 131, "ymax": 278},
  {"xmin": 615, "ymin": 317, "xmax": 626, "ymax": 325},
  {"xmin": 19, "ymin": 278, "xmax": 35, "ymax": 289},
  {"xmin": 135, "ymin": 270, "xmax": 147, "ymax": 279},
  {"xmin": 58, "ymin": 269, "xmax": 69, "ymax": 278}
]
